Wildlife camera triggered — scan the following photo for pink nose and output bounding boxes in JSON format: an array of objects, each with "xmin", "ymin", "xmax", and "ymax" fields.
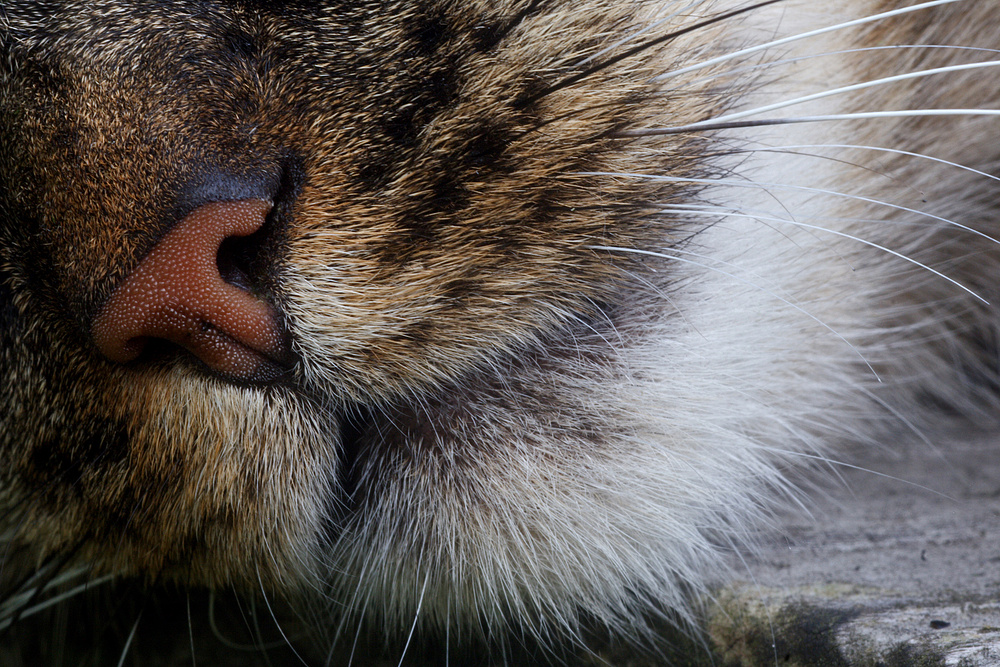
[{"xmin": 92, "ymin": 199, "xmax": 289, "ymax": 382}]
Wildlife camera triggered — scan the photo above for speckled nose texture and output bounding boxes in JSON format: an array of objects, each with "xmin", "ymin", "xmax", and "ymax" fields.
[{"xmin": 92, "ymin": 199, "xmax": 289, "ymax": 382}]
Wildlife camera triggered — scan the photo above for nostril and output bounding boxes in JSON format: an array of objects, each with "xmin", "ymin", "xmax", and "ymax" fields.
[
  {"xmin": 92, "ymin": 199, "xmax": 293, "ymax": 383},
  {"xmin": 217, "ymin": 235, "xmax": 254, "ymax": 292},
  {"xmin": 217, "ymin": 197, "xmax": 283, "ymax": 297}
]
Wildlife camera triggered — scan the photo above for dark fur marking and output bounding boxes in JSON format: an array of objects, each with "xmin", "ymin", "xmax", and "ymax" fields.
[
  {"xmin": 399, "ymin": 320, "xmax": 435, "ymax": 346},
  {"xmin": 374, "ymin": 225, "xmax": 440, "ymax": 266},
  {"xmin": 408, "ymin": 11, "xmax": 452, "ymax": 55},
  {"xmin": 383, "ymin": 69, "xmax": 458, "ymax": 148},
  {"xmin": 79, "ymin": 418, "xmax": 130, "ymax": 469},
  {"xmin": 464, "ymin": 123, "xmax": 513, "ymax": 171},
  {"xmin": 94, "ymin": 482, "xmax": 144, "ymax": 540},
  {"xmin": 511, "ymin": 75, "xmax": 551, "ymax": 111},
  {"xmin": 440, "ymin": 278, "xmax": 478, "ymax": 305},
  {"xmin": 26, "ymin": 418, "xmax": 130, "ymax": 504},
  {"xmin": 471, "ymin": 20, "xmax": 505, "ymax": 52},
  {"xmin": 221, "ymin": 28, "xmax": 259, "ymax": 61},
  {"xmin": 424, "ymin": 67, "xmax": 458, "ymax": 110},
  {"xmin": 354, "ymin": 159, "xmax": 393, "ymax": 191},
  {"xmin": 50, "ymin": 126, "xmax": 78, "ymax": 152},
  {"xmin": 0, "ymin": 276, "xmax": 17, "ymax": 350},
  {"xmin": 352, "ymin": 64, "xmax": 460, "ymax": 192},
  {"xmin": 472, "ymin": 0, "xmax": 547, "ymax": 52},
  {"xmin": 379, "ymin": 169, "xmax": 477, "ymax": 258},
  {"xmin": 382, "ymin": 104, "xmax": 421, "ymax": 149},
  {"xmin": 427, "ymin": 173, "xmax": 471, "ymax": 213},
  {"xmin": 89, "ymin": 447, "xmax": 189, "ymax": 546},
  {"xmin": 27, "ymin": 440, "xmax": 86, "ymax": 503}
]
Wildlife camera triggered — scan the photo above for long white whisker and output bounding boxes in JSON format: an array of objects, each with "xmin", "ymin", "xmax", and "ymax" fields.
[
  {"xmin": 0, "ymin": 573, "xmax": 115, "ymax": 632},
  {"xmin": 187, "ymin": 594, "xmax": 198, "ymax": 667},
  {"xmin": 580, "ymin": 171, "xmax": 1000, "ymax": 252},
  {"xmin": 730, "ymin": 143, "xmax": 1000, "ymax": 183},
  {"xmin": 615, "ymin": 108, "xmax": 1000, "ymax": 136},
  {"xmin": 855, "ymin": 385, "xmax": 946, "ymax": 460},
  {"xmin": 325, "ymin": 565, "xmax": 362, "ymax": 663},
  {"xmin": 758, "ymin": 447, "xmax": 956, "ymax": 500},
  {"xmin": 0, "ymin": 564, "xmax": 86, "ymax": 620},
  {"xmin": 586, "ymin": 244, "xmax": 880, "ymax": 378},
  {"xmin": 256, "ymin": 568, "xmax": 310, "ymax": 666},
  {"xmin": 397, "ymin": 568, "xmax": 431, "ymax": 667},
  {"xmin": 659, "ymin": 44, "xmax": 1000, "ymax": 95},
  {"xmin": 204, "ymin": 592, "xmax": 296, "ymax": 652},
  {"xmin": 655, "ymin": 206, "xmax": 988, "ymax": 303},
  {"xmin": 115, "ymin": 610, "xmax": 143, "ymax": 667},
  {"xmin": 653, "ymin": 0, "xmax": 965, "ymax": 82},
  {"xmin": 660, "ymin": 201, "xmax": 859, "ymax": 258},
  {"xmin": 575, "ymin": 0, "xmax": 708, "ymax": 66},
  {"xmin": 339, "ymin": 569, "xmax": 374, "ymax": 667},
  {"xmin": 694, "ymin": 61, "xmax": 1000, "ymax": 127}
]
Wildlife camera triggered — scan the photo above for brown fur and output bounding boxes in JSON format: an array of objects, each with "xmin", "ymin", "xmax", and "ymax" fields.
[
  {"xmin": 0, "ymin": 0, "xmax": 734, "ymax": 589},
  {"xmin": 2, "ymin": 0, "xmax": 1000, "ymax": 663}
]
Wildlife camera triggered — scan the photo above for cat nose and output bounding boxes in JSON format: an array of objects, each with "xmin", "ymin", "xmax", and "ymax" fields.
[{"xmin": 91, "ymin": 199, "xmax": 292, "ymax": 383}]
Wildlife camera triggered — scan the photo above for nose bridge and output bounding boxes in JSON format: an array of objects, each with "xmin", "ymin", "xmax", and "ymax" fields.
[{"xmin": 91, "ymin": 199, "xmax": 290, "ymax": 383}]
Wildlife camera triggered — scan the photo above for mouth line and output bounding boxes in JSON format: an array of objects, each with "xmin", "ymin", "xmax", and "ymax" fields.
[
  {"xmin": 323, "ymin": 403, "xmax": 374, "ymax": 532},
  {"xmin": 129, "ymin": 324, "xmax": 297, "ymax": 386},
  {"xmin": 195, "ymin": 318, "xmax": 297, "ymax": 382}
]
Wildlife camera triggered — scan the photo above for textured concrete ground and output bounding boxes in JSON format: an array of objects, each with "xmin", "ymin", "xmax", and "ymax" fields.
[{"xmin": 709, "ymin": 429, "xmax": 1000, "ymax": 667}]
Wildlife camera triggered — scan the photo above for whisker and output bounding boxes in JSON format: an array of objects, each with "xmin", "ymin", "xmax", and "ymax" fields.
[
  {"xmin": 115, "ymin": 609, "xmax": 143, "ymax": 667},
  {"xmin": 256, "ymin": 568, "xmax": 310, "ymax": 666},
  {"xmin": 756, "ymin": 447, "xmax": 957, "ymax": 500},
  {"xmin": 715, "ymin": 535, "xmax": 781, "ymax": 666},
  {"xmin": 397, "ymin": 567, "xmax": 431, "ymax": 667},
  {"xmin": 517, "ymin": 0, "xmax": 786, "ymax": 107},
  {"xmin": 325, "ymin": 539, "xmax": 377, "ymax": 667},
  {"xmin": 855, "ymin": 385, "xmax": 947, "ymax": 461},
  {"xmin": 730, "ymin": 143, "xmax": 1000, "ymax": 184},
  {"xmin": 693, "ymin": 60, "xmax": 1000, "ymax": 127},
  {"xmin": 573, "ymin": 0, "xmax": 709, "ymax": 67},
  {"xmin": 0, "ymin": 573, "xmax": 115, "ymax": 632},
  {"xmin": 658, "ymin": 204, "xmax": 988, "ymax": 302},
  {"xmin": 660, "ymin": 201, "xmax": 845, "ymax": 255},
  {"xmin": 653, "ymin": 0, "xmax": 966, "ymax": 82},
  {"xmin": 205, "ymin": 590, "xmax": 292, "ymax": 652},
  {"xmin": 187, "ymin": 593, "xmax": 198, "ymax": 667},
  {"xmin": 0, "ymin": 542, "xmax": 86, "ymax": 632},
  {"xmin": 347, "ymin": 569, "xmax": 381, "ymax": 667},
  {"xmin": 658, "ymin": 44, "xmax": 1000, "ymax": 95},
  {"xmin": 579, "ymin": 170, "xmax": 1000, "ymax": 253},
  {"xmin": 0, "ymin": 550, "xmax": 60, "ymax": 616},
  {"xmin": 612, "ymin": 108, "xmax": 1000, "ymax": 136}
]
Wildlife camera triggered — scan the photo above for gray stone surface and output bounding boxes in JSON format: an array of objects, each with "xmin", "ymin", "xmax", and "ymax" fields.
[{"xmin": 711, "ymin": 430, "xmax": 1000, "ymax": 666}]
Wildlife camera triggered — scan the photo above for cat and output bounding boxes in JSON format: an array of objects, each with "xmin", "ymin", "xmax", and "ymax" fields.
[{"xmin": 1, "ymin": 0, "xmax": 999, "ymax": 664}]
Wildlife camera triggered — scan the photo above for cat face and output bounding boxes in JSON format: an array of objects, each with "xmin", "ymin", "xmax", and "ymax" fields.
[
  {"xmin": 0, "ymin": 0, "xmax": 722, "ymax": 613},
  {"xmin": 2, "ymin": 0, "xmax": 998, "ymax": 653}
]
